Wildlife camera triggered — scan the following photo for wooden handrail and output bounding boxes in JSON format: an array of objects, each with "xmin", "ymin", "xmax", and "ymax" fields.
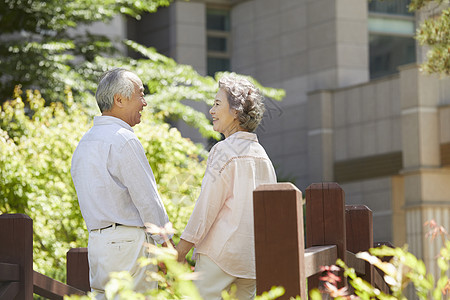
[
  {"xmin": 346, "ymin": 250, "xmax": 366, "ymax": 275},
  {"xmin": 33, "ymin": 271, "xmax": 86, "ymax": 299},
  {"xmin": 0, "ymin": 282, "xmax": 20, "ymax": 299},
  {"xmin": 298, "ymin": 246, "xmax": 366, "ymax": 280},
  {"xmin": 304, "ymin": 245, "xmax": 337, "ymax": 277},
  {"xmin": 0, "ymin": 262, "xmax": 21, "ymax": 299},
  {"xmin": 373, "ymin": 268, "xmax": 390, "ymax": 294},
  {"xmin": 0, "ymin": 262, "xmax": 20, "ymax": 281}
]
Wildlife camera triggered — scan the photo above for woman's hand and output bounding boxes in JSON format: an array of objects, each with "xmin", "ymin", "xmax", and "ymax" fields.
[
  {"xmin": 175, "ymin": 239, "xmax": 194, "ymax": 263},
  {"xmin": 162, "ymin": 238, "xmax": 176, "ymax": 248}
]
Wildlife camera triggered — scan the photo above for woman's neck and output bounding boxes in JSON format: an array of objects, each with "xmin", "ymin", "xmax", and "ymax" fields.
[{"xmin": 223, "ymin": 123, "xmax": 246, "ymax": 138}]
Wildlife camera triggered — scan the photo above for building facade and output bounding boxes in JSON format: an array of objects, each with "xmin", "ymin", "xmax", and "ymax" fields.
[{"xmin": 106, "ymin": 0, "xmax": 450, "ymax": 282}]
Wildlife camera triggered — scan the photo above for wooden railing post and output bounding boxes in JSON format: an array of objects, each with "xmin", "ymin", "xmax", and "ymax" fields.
[
  {"xmin": 346, "ymin": 205, "xmax": 374, "ymax": 284},
  {"xmin": 0, "ymin": 214, "xmax": 34, "ymax": 299},
  {"xmin": 254, "ymin": 183, "xmax": 306, "ymax": 300},
  {"xmin": 306, "ymin": 182, "xmax": 347, "ymax": 289},
  {"xmin": 66, "ymin": 248, "xmax": 90, "ymax": 292}
]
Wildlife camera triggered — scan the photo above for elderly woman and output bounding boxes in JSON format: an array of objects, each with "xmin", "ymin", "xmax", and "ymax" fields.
[{"xmin": 176, "ymin": 75, "xmax": 277, "ymax": 300}]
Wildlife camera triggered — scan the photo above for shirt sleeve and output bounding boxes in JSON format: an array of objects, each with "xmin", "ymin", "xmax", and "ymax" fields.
[
  {"xmin": 180, "ymin": 146, "xmax": 232, "ymax": 245},
  {"xmin": 114, "ymin": 138, "xmax": 171, "ymax": 244}
]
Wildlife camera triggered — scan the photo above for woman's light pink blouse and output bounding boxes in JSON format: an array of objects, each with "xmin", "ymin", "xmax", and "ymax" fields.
[{"xmin": 180, "ymin": 131, "xmax": 277, "ymax": 279}]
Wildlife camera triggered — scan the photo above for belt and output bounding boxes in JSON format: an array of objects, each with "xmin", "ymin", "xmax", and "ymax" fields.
[
  {"xmin": 92, "ymin": 223, "xmax": 122, "ymax": 232},
  {"xmin": 92, "ymin": 223, "xmax": 145, "ymax": 233},
  {"xmin": 101, "ymin": 223, "xmax": 122, "ymax": 230}
]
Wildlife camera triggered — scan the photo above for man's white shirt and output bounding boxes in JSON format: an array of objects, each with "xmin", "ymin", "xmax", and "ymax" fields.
[{"xmin": 71, "ymin": 116, "xmax": 169, "ymax": 244}]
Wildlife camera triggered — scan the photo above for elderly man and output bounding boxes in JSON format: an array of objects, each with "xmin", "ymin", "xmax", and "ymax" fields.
[{"xmin": 71, "ymin": 68, "xmax": 171, "ymax": 298}]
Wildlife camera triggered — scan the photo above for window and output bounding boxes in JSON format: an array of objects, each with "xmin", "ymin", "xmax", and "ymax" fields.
[
  {"xmin": 368, "ymin": 0, "xmax": 416, "ymax": 79},
  {"xmin": 369, "ymin": 0, "xmax": 413, "ymax": 16},
  {"xmin": 206, "ymin": 9, "xmax": 230, "ymax": 77},
  {"xmin": 369, "ymin": 35, "xmax": 416, "ymax": 78}
]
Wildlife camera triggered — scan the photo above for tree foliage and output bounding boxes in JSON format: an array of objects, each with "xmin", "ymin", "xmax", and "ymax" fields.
[
  {"xmin": 0, "ymin": 0, "xmax": 171, "ymax": 101},
  {"xmin": 0, "ymin": 0, "xmax": 285, "ymax": 139},
  {"xmin": 409, "ymin": 0, "xmax": 450, "ymax": 75}
]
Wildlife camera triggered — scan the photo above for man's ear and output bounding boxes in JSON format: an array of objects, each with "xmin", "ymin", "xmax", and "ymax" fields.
[{"xmin": 114, "ymin": 94, "xmax": 124, "ymax": 108}]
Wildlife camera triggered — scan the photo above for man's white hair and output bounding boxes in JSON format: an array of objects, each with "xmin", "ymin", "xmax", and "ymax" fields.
[{"xmin": 95, "ymin": 68, "xmax": 141, "ymax": 112}]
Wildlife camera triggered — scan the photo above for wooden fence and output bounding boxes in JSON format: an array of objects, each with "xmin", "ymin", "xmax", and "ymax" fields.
[
  {"xmin": 254, "ymin": 182, "xmax": 389, "ymax": 299},
  {"xmin": 0, "ymin": 214, "xmax": 86, "ymax": 299},
  {"xmin": 0, "ymin": 182, "xmax": 389, "ymax": 299}
]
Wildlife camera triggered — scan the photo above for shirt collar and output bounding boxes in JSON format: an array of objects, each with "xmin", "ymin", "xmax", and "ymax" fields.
[
  {"xmin": 226, "ymin": 131, "xmax": 258, "ymax": 143},
  {"xmin": 93, "ymin": 116, "xmax": 134, "ymax": 132}
]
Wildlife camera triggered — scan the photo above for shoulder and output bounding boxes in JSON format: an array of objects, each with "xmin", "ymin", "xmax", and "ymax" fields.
[
  {"xmin": 209, "ymin": 140, "xmax": 225, "ymax": 158},
  {"xmin": 207, "ymin": 139, "xmax": 235, "ymax": 165},
  {"xmin": 115, "ymin": 128, "xmax": 143, "ymax": 153},
  {"xmin": 116, "ymin": 127, "xmax": 138, "ymax": 142},
  {"xmin": 205, "ymin": 140, "xmax": 232, "ymax": 176},
  {"xmin": 91, "ymin": 116, "xmax": 139, "ymax": 145}
]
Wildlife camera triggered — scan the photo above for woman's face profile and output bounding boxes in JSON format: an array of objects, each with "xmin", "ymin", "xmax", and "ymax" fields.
[{"xmin": 210, "ymin": 88, "xmax": 239, "ymax": 138}]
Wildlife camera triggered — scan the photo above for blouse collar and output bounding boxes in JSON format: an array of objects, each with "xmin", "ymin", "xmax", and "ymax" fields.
[{"xmin": 226, "ymin": 131, "xmax": 258, "ymax": 143}]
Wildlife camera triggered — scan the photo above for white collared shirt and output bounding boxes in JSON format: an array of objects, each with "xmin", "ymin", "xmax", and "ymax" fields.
[
  {"xmin": 181, "ymin": 131, "xmax": 277, "ymax": 278},
  {"xmin": 71, "ymin": 116, "xmax": 170, "ymax": 244}
]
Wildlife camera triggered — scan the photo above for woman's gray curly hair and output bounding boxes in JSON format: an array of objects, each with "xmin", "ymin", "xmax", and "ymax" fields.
[{"xmin": 218, "ymin": 75, "xmax": 265, "ymax": 132}]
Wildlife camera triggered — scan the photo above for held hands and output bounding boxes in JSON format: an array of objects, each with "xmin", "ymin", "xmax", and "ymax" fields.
[
  {"xmin": 158, "ymin": 238, "xmax": 176, "ymax": 274},
  {"xmin": 162, "ymin": 238, "xmax": 176, "ymax": 248},
  {"xmin": 175, "ymin": 238, "xmax": 194, "ymax": 263}
]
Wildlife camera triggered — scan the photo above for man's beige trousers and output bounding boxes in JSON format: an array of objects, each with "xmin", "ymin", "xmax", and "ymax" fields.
[{"xmin": 88, "ymin": 225, "xmax": 157, "ymax": 299}]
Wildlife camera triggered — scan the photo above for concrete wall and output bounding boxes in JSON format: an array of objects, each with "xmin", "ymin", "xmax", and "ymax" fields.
[
  {"xmin": 343, "ymin": 178, "xmax": 394, "ymax": 243},
  {"xmin": 230, "ymin": 0, "xmax": 397, "ymax": 242},
  {"xmin": 127, "ymin": 6, "xmax": 172, "ymax": 56},
  {"xmin": 232, "ymin": 0, "xmax": 309, "ymax": 187},
  {"xmin": 229, "ymin": 1, "xmax": 450, "ymax": 247},
  {"xmin": 129, "ymin": 1, "xmax": 207, "ymax": 72},
  {"xmin": 169, "ymin": 1, "xmax": 207, "ymax": 74},
  {"xmin": 327, "ymin": 75, "xmax": 402, "ymax": 242},
  {"xmin": 167, "ymin": 1, "xmax": 210, "ymax": 145},
  {"xmin": 332, "ymin": 76, "xmax": 402, "ymax": 161},
  {"xmin": 129, "ymin": 1, "xmax": 209, "ymax": 144},
  {"xmin": 315, "ymin": 64, "xmax": 450, "ymax": 282},
  {"xmin": 70, "ymin": 15, "xmax": 127, "ymax": 53},
  {"xmin": 231, "ymin": 0, "xmax": 368, "ymax": 191}
]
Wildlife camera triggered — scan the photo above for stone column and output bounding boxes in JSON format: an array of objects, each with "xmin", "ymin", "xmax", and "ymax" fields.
[
  {"xmin": 399, "ymin": 64, "xmax": 450, "ymax": 282},
  {"xmin": 169, "ymin": 0, "xmax": 206, "ymax": 74},
  {"xmin": 307, "ymin": 90, "xmax": 334, "ymax": 183},
  {"xmin": 169, "ymin": 0, "xmax": 209, "ymax": 144},
  {"xmin": 307, "ymin": 0, "xmax": 369, "ymax": 91}
]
